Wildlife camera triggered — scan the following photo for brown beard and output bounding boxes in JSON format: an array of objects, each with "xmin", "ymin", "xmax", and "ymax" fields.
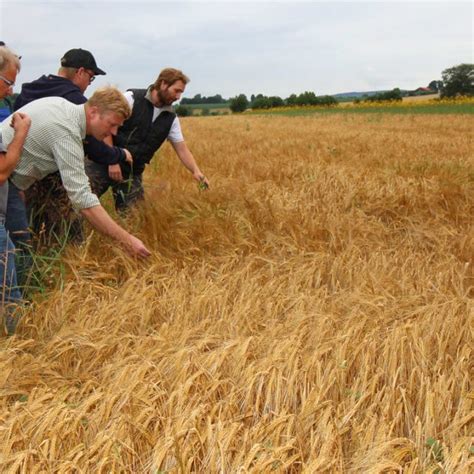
[{"xmin": 158, "ymin": 89, "xmax": 174, "ymax": 106}]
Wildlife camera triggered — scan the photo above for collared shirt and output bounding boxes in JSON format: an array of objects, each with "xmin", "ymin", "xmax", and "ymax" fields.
[
  {"xmin": 0, "ymin": 97, "xmax": 100, "ymax": 210},
  {"xmin": 123, "ymin": 88, "xmax": 184, "ymax": 143}
]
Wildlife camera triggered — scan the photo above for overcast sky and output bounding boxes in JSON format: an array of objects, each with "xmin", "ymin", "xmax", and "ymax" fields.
[{"xmin": 1, "ymin": 1, "xmax": 472, "ymax": 99}]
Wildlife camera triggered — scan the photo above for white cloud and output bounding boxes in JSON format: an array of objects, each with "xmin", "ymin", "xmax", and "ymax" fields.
[{"xmin": 1, "ymin": 1, "xmax": 472, "ymax": 98}]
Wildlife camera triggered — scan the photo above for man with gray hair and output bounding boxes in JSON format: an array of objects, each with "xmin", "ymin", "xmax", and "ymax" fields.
[{"xmin": 0, "ymin": 44, "xmax": 31, "ymax": 334}]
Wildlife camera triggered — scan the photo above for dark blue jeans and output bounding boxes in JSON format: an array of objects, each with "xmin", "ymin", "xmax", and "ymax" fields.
[
  {"xmin": 0, "ymin": 218, "xmax": 23, "ymax": 334},
  {"xmin": 5, "ymin": 182, "xmax": 32, "ymax": 290}
]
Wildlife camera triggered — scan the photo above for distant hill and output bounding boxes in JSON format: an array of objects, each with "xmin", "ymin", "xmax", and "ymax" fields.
[
  {"xmin": 333, "ymin": 88, "xmax": 435, "ymax": 101},
  {"xmin": 333, "ymin": 90, "xmax": 389, "ymax": 99}
]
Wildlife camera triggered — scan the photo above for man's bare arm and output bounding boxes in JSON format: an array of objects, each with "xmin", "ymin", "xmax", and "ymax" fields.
[
  {"xmin": 171, "ymin": 141, "xmax": 209, "ymax": 188},
  {"xmin": 80, "ymin": 205, "xmax": 151, "ymax": 258}
]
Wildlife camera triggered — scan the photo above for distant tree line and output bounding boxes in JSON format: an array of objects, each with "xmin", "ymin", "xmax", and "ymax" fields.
[
  {"xmin": 355, "ymin": 88, "xmax": 403, "ymax": 103},
  {"xmin": 174, "ymin": 63, "xmax": 473, "ymax": 116},
  {"xmin": 176, "ymin": 91, "xmax": 339, "ymax": 115},
  {"xmin": 180, "ymin": 94, "xmax": 228, "ymax": 105},
  {"xmin": 229, "ymin": 91, "xmax": 338, "ymax": 113},
  {"xmin": 352, "ymin": 64, "xmax": 473, "ymax": 105}
]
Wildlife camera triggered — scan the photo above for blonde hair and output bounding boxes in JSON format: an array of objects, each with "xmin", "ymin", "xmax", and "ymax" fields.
[
  {"xmin": 87, "ymin": 86, "xmax": 131, "ymax": 119},
  {"xmin": 0, "ymin": 46, "xmax": 21, "ymax": 73}
]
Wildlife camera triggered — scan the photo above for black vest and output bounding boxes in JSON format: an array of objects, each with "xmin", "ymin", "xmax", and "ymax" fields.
[{"xmin": 115, "ymin": 88, "xmax": 176, "ymax": 174}]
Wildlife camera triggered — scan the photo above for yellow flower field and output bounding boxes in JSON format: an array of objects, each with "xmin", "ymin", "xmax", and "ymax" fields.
[
  {"xmin": 0, "ymin": 112, "xmax": 472, "ymax": 472},
  {"xmin": 249, "ymin": 96, "xmax": 474, "ymax": 114}
]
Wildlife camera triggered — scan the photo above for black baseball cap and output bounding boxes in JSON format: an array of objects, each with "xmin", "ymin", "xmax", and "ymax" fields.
[{"xmin": 60, "ymin": 48, "xmax": 106, "ymax": 75}]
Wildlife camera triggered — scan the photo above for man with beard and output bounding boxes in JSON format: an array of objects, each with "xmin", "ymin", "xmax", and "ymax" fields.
[{"xmin": 85, "ymin": 68, "xmax": 209, "ymax": 211}]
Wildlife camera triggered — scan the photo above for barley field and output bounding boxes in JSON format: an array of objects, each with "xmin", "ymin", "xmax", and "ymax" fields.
[{"xmin": 0, "ymin": 112, "xmax": 472, "ymax": 472}]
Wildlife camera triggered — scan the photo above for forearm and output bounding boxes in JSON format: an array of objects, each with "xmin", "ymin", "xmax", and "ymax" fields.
[
  {"xmin": 0, "ymin": 131, "xmax": 28, "ymax": 184},
  {"xmin": 173, "ymin": 142, "xmax": 202, "ymax": 174},
  {"xmin": 181, "ymin": 152, "xmax": 201, "ymax": 174},
  {"xmin": 80, "ymin": 205, "xmax": 151, "ymax": 258},
  {"xmin": 80, "ymin": 205, "xmax": 132, "ymax": 244}
]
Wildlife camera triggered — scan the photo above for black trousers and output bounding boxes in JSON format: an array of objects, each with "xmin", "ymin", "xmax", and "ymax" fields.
[
  {"xmin": 84, "ymin": 160, "xmax": 144, "ymax": 212},
  {"xmin": 20, "ymin": 172, "xmax": 84, "ymax": 247}
]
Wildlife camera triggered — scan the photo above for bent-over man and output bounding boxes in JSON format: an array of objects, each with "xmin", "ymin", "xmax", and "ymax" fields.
[{"xmin": 1, "ymin": 87, "xmax": 151, "ymax": 265}]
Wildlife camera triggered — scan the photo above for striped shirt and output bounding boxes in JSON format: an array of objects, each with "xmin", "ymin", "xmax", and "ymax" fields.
[{"xmin": 0, "ymin": 97, "xmax": 100, "ymax": 210}]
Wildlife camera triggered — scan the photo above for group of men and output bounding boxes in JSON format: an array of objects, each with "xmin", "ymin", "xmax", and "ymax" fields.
[{"xmin": 0, "ymin": 44, "xmax": 209, "ymax": 334}]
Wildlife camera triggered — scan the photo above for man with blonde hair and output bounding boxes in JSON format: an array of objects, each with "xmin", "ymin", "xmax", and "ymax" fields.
[
  {"xmin": 0, "ymin": 44, "xmax": 31, "ymax": 334},
  {"xmin": 86, "ymin": 67, "xmax": 210, "ymax": 211},
  {"xmin": 1, "ymin": 86, "xmax": 151, "ymax": 262}
]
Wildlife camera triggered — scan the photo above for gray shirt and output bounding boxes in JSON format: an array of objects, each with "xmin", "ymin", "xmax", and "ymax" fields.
[{"xmin": 0, "ymin": 96, "xmax": 100, "ymax": 210}]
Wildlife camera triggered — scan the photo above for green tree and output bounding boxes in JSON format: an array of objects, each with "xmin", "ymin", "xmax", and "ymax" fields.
[
  {"xmin": 251, "ymin": 95, "xmax": 284, "ymax": 109},
  {"xmin": 296, "ymin": 91, "xmax": 318, "ymax": 106},
  {"xmin": 428, "ymin": 80, "xmax": 443, "ymax": 92},
  {"xmin": 268, "ymin": 96, "xmax": 284, "ymax": 107},
  {"xmin": 285, "ymin": 94, "xmax": 298, "ymax": 106},
  {"xmin": 175, "ymin": 105, "xmax": 192, "ymax": 117},
  {"xmin": 316, "ymin": 95, "xmax": 338, "ymax": 106},
  {"xmin": 252, "ymin": 97, "xmax": 271, "ymax": 109},
  {"xmin": 229, "ymin": 94, "xmax": 248, "ymax": 113},
  {"xmin": 441, "ymin": 64, "xmax": 474, "ymax": 97},
  {"xmin": 365, "ymin": 88, "xmax": 402, "ymax": 102}
]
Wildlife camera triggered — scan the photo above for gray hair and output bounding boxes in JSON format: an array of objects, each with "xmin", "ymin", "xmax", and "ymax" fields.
[
  {"xmin": 0, "ymin": 46, "xmax": 21, "ymax": 73},
  {"xmin": 57, "ymin": 66, "xmax": 77, "ymax": 80}
]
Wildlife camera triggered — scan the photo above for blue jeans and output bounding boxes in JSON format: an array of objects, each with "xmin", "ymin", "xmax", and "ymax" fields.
[
  {"xmin": 0, "ymin": 219, "xmax": 22, "ymax": 335},
  {"xmin": 5, "ymin": 181, "xmax": 32, "ymax": 290}
]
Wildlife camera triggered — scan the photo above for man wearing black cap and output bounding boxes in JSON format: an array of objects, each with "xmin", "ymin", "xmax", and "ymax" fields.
[
  {"xmin": 8, "ymin": 49, "xmax": 132, "ymax": 263},
  {"xmin": 14, "ymin": 48, "xmax": 106, "ymax": 109}
]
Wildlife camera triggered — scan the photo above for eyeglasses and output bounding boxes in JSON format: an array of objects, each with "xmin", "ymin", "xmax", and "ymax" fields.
[
  {"xmin": 0, "ymin": 74, "xmax": 14, "ymax": 87},
  {"xmin": 84, "ymin": 70, "xmax": 96, "ymax": 83}
]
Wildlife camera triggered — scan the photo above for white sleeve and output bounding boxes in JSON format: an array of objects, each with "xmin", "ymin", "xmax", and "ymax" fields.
[
  {"xmin": 168, "ymin": 117, "xmax": 184, "ymax": 143},
  {"xmin": 123, "ymin": 90, "xmax": 134, "ymax": 109},
  {"xmin": 52, "ymin": 136, "xmax": 100, "ymax": 210},
  {"xmin": 0, "ymin": 121, "xmax": 11, "ymax": 152}
]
